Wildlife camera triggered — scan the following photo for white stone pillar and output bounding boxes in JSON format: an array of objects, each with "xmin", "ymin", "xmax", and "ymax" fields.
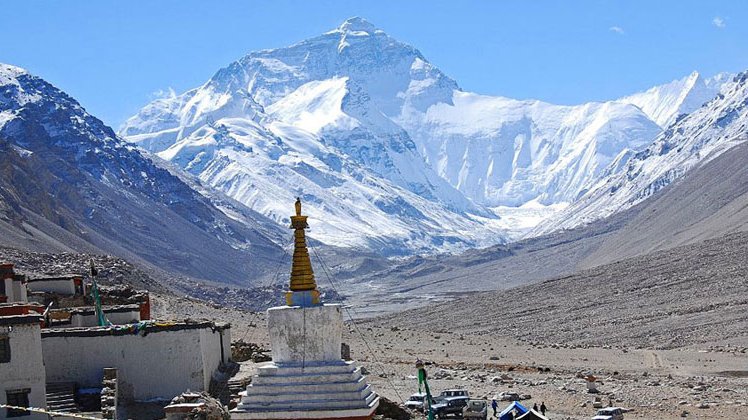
[{"xmin": 267, "ymin": 304, "xmax": 342, "ymax": 365}]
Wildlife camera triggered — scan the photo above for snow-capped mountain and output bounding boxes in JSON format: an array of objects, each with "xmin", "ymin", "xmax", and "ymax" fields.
[
  {"xmin": 122, "ymin": 17, "xmax": 470, "ymax": 211},
  {"xmin": 0, "ymin": 63, "xmax": 285, "ymax": 284},
  {"xmin": 618, "ymin": 71, "xmax": 733, "ymax": 128},
  {"xmin": 535, "ymin": 71, "xmax": 748, "ymax": 234},
  {"xmin": 121, "ymin": 17, "xmax": 732, "ymax": 251},
  {"xmin": 121, "ymin": 18, "xmax": 505, "ymax": 253},
  {"xmin": 397, "ymin": 93, "xmax": 662, "ymax": 207}
]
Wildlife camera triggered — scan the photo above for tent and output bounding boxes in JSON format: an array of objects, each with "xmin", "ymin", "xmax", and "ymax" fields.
[
  {"xmin": 517, "ymin": 409, "xmax": 549, "ymax": 420},
  {"xmin": 499, "ymin": 401, "xmax": 528, "ymax": 420}
]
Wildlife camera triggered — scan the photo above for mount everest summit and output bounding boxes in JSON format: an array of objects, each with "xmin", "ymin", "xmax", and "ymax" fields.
[{"xmin": 120, "ymin": 17, "xmax": 739, "ymax": 254}]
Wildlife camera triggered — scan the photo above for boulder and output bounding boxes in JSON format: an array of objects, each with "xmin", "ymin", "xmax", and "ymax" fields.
[{"xmin": 375, "ymin": 396, "xmax": 411, "ymax": 420}]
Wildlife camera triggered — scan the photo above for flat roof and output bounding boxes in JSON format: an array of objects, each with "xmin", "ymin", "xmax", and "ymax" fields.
[
  {"xmin": 0, "ymin": 303, "xmax": 44, "ymax": 308},
  {"xmin": 27, "ymin": 275, "xmax": 83, "ymax": 282},
  {"xmin": 42, "ymin": 320, "xmax": 230, "ymax": 338},
  {"xmin": 0, "ymin": 314, "xmax": 42, "ymax": 326},
  {"xmin": 68, "ymin": 304, "xmax": 140, "ymax": 315}
]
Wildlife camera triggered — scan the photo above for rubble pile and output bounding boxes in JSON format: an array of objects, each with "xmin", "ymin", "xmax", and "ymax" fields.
[
  {"xmin": 374, "ymin": 396, "xmax": 411, "ymax": 420},
  {"xmin": 0, "ymin": 246, "xmax": 164, "ymax": 292},
  {"xmin": 168, "ymin": 391, "xmax": 230, "ymax": 420},
  {"xmin": 98, "ymin": 284, "xmax": 149, "ymax": 306},
  {"xmin": 188, "ymin": 283, "xmax": 344, "ymax": 312},
  {"xmin": 231, "ymin": 340, "xmax": 272, "ymax": 363}
]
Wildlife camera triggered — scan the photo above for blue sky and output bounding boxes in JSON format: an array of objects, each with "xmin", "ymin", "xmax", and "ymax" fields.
[{"xmin": 2, "ymin": 0, "xmax": 746, "ymax": 127}]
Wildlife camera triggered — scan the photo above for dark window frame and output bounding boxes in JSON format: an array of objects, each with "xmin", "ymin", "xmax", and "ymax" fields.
[
  {"xmin": 0, "ymin": 335, "xmax": 10, "ymax": 363},
  {"xmin": 6, "ymin": 388, "xmax": 31, "ymax": 417}
]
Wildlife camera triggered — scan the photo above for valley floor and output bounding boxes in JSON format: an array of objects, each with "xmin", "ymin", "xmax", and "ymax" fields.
[{"xmin": 152, "ymin": 294, "xmax": 748, "ymax": 420}]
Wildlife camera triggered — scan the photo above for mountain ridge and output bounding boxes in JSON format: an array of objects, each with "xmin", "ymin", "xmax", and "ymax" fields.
[
  {"xmin": 0, "ymin": 62, "xmax": 286, "ymax": 285},
  {"xmin": 121, "ymin": 17, "xmax": 732, "ymax": 252},
  {"xmin": 617, "ymin": 70, "xmax": 733, "ymax": 128},
  {"xmin": 536, "ymin": 71, "xmax": 748, "ymax": 234}
]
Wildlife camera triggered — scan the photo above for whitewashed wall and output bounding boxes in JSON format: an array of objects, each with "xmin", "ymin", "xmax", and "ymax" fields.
[
  {"xmin": 70, "ymin": 309, "xmax": 140, "ymax": 328},
  {"xmin": 198, "ymin": 327, "xmax": 231, "ymax": 389},
  {"xmin": 26, "ymin": 279, "xmax": 76, "ymax": 295},
  {"xmin": 42, "ymin": 325, "xmax": 230, "ymax": 401},
  {"xmin": 0, "ymin": 322, "xmax": 46, "ymax": 420},
  {"xmin": 2, "ymin": 279, "xmax": 27, "ymax": 303}
]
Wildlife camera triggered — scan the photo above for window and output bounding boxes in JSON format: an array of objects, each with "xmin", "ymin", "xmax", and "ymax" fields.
[
  {"xmin": 0, "ymin": 336, "xmax": 10, "ymax": 363},
  {"xmin": 6, "ymin": 389, "xmax": 30, "ymax": 417}
]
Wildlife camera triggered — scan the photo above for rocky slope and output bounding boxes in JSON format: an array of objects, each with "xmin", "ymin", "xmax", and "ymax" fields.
[
  {"xmin": 0, "ymin": 63, "xmax": 285, "ymax": 285},
  {"xmin": 377, "ymin": 230, "xmax": 748, "ymax": 350}
]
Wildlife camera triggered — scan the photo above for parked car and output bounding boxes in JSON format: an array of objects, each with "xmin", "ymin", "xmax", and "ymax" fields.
[
  {"xmin": 592, "ymin": 407, "xmax": 625, "ymax": 420},
  {"xmin": 404, "ymin": 393, "xmax": 436, "ymax": 412},
  {"xmin": 497, "ymin": 391, "xmax": 521, "ymax": 401},
  {"xmin": 462, "ymin": 399, "xmax": 487, "ymax": 420},
  {"xmin": 432, "ymin": 396, "xmax": 470, "ymax": 418},
  {"xmin": 439, "ymin": 389, "xmax": 470, "ymax": 399}
]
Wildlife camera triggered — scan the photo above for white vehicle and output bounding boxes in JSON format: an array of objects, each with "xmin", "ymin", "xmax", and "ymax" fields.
[
  {"xmin": 404, "ymin": 393, "xmax": 434, "ymax": 412},
  {"xmin": 592, "ymin": 407, "xmax": 625, "ymax": 420},
  {"xmin": 496, "ymin": 391, "xmax": 521, "ymax": 401},
  {"xmin": 463, "ymin": 399, "xmax": 488, "ymax": 420},
  {"xmin": 440, "ymin": 389, "xmax": 470, "ymax": 399}
]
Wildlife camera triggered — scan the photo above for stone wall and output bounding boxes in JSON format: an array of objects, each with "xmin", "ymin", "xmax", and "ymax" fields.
[
  {"xmin": 41, "ymin": 323, "xmax": 230, "ymax": 402},
  {"xmin": 0, "ymin": 318, "xmax": 46, "ymax": 420}
]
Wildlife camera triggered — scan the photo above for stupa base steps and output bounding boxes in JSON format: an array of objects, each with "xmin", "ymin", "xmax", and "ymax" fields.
[
  {"xmin": 242, "ymin": 383, "xmax": 373, "ymax": 402},
  {"xmin": 252, "ymin": 362, "xmax": 364, "ymax": 385},
  {"xmin": 238, "ymin": 389, "xmax": 378, "ymax": 409},
  {"xmin": 230, "ymin": 406, "xmax": 377, "ymax": 420},
  {"xmin": 232, "ymin": 361, "xmax": 379, "ymax": 419}
]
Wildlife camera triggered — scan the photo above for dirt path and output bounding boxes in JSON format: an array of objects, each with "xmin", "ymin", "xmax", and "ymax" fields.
[{"xmin": 649, "ymin": 351, "xmax": 664, "ymax": 370}]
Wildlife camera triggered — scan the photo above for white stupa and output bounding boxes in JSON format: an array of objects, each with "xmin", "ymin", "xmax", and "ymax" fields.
[{"xmin": 232, "ymin": 199, "xmax": 379, "ymax": 420}]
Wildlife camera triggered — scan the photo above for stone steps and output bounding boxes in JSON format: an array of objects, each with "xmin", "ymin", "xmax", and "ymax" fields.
[
  {"xmin": 238, "ymin": 391, "xmax": 378, "ymax": 411},
  {"xmin": 236, "ymin": 361, "xmax": 379, "ymax": 415},
  {"xmin": 243, "ymin": 384, "xmax": 373, "ymax": 404},
  {"xmin": 46, "ymin": 382, "xmax": 79, "ymax": 413},
  {"xmin": 252, "ymin": 363, "xmax": 364, "ymax": 386},
  {"xmin": 253, "ymin": 370, "xmax": 361, "ymax": 386},
  {"xmin": 232, "ymin": 400, "xmax": 380, "ymax": 420},
  {"xmin": 248, "ymin": 376, "xmax": 368, "ymax": 394},
  {"xmin": 257, "ymin": 361, "xmax": 357, "ymax": 375}
]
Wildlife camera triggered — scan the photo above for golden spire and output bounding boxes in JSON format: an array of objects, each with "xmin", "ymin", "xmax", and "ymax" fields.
[{"xmin": 286, "ymin": 198, "xmax": 321, "ymax": 306}]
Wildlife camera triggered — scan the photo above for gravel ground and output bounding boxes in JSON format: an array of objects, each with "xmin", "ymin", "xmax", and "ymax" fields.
[
  {"xmin": 374, "ymin": 232, "xmax": 748, "ymax": 350},
  {"xmin": 149, "ymin": 293, "xmax": 748, "ymax": 420}
]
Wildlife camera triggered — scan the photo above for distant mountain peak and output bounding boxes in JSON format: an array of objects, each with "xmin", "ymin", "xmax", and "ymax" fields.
[
  {"xmin": 617, "ymin": 70, "xmax": 732, "ymax": 128},
  {"xmin": 334, "ymin": 16, "xmax": 380, "ymax": 34},
  {"xmin": 0, "ymin": 63, "xmax": 27, "ymax": 79}
]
